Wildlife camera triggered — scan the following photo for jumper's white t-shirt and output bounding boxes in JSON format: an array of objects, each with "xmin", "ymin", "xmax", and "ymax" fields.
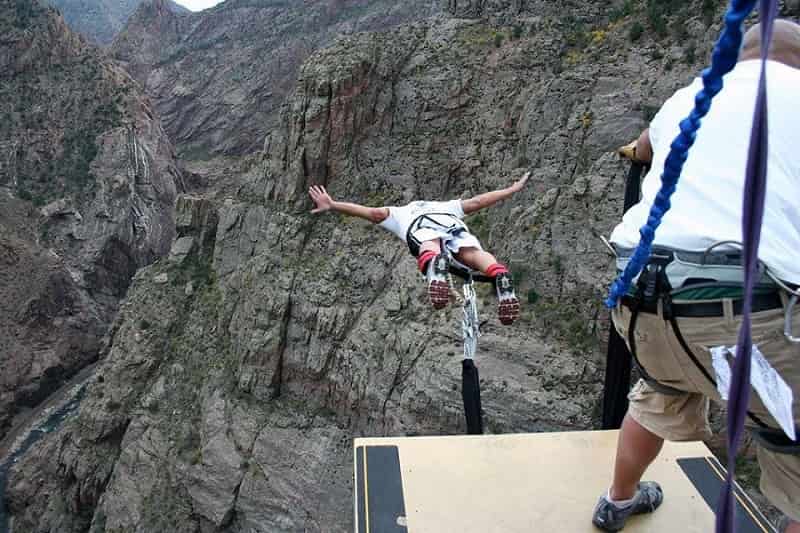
[
  {"xmin": 379, "ymin": 199, "xmax": 482, "ymax": 252},
  {"xmin": 609, "ymin": 60, "xmax": 800, "ymax": 284}
]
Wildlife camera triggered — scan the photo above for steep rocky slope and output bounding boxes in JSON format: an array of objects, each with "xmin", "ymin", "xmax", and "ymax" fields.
[
  {"xmin": 41, "ymin": 0, "xmax": 188, "ymax": 45},
  {"xmin": 110, "ymin": 0, "xmax": 442, "ymax": 180},
  {"xmin": 6, "ymin": 1, "xmax": 800, "ymax": 532},
  {"xmin": 0, "ymin": 0, "xmax": 179, "ymax": 441}
]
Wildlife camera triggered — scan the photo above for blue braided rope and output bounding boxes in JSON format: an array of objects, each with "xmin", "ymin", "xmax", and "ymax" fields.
[{"xmin": 605, "ymin": 0, "xmax": 758, "ymax": 308}]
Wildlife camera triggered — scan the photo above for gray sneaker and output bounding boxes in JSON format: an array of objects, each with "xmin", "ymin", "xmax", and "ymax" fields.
[
  {"xmin": 426, "ymin": 253, "xmax": 450, "ymax": 309},
  {"xmin": 592, "ymin": 482, "xmax": 663, "ymax": 531},
  {"xmin": 495, "ymin": 272, "xmax": 519, "ymax": 325}
]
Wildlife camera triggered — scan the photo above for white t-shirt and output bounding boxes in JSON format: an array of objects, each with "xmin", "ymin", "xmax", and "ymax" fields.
[
  {"xmin": 610, "ymin": 60, "xmax": 800, "ymax": 284},
  {"xmin": 379, "ymin": 199, "xmax": 466, "ymax": 240}
]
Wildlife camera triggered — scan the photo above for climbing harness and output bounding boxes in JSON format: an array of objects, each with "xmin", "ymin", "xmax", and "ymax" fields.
[
  {"xmin": 616, "ymin": 236, "xmax": 800, "ymax": 432},
  {"xmin": 602, "ymin": 163, "xmax": 800, "ymax": 429},
  {"xmin": 618, "ymin": 247, "xmax": 775, "ymax": 427},
  {"xmin": 406, "ymin": 213, "xmax": 470, "ymax": 256},
  {"xmin": 407, "ymin": 211, "xmax": 493, "ymax": 283}
]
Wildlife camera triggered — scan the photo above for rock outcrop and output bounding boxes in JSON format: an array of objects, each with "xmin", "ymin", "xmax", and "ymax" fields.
[
  {"xmin": 0, "ymin": 0, "xmax": 179, "ymax": 440},
  {"xmin": 110, "ymin": 0, "xmax": 442, "ymax": 172},
  {"xmin": 41, "ymin": 0, "xmax": 188, "ymax": 45}
]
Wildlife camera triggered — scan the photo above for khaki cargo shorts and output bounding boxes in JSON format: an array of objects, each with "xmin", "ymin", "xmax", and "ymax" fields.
[{"xmin": 612, "ymin": 300, "xmax": 800, "ymax": 522}]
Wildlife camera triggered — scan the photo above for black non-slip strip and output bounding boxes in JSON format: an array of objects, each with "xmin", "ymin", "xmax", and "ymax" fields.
[
  {"xmin": 677, "ymin": 457, "xmax": 775, "ymax": 533},
  {"xmin": 364, "ymin": 445, "xmax": 408, "ymax": 532},
  {"xmin": 356, "ymin": 447, "xmax": 368, "ymax": 533},
  {"xmin": 705, "ymin": 456, "xmax": 777, "ymax": 532}
]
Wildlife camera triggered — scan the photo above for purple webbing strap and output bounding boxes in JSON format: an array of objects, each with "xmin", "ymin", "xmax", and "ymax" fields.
[{"xmin": 716, "ymin": 2, "xmax": 778, "ymax": 533}]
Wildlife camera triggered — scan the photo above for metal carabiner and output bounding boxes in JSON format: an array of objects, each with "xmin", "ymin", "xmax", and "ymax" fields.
[
  {"xmin": 700, "ymin": 240, "xmax": 743, "ymax": 265},
  {"xmin": 761, "ymin": 267, "xmax": 800, "ymax": 345}
]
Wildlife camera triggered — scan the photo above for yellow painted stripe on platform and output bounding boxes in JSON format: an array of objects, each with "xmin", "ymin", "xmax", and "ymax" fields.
[
  {"xmin": 353, "ymin": 446, "xmax": 357, "ymax": 533},
  {"xmin": 363, "ymin": 446, "xmax": 371, "ymax": 533},
  {"xmin": 703, "ymin": 456, "xmax": 772, "ymax": 533}
]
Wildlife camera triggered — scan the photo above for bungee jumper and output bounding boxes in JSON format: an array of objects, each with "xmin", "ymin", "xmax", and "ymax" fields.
[
  {"xmin": 309, "ymin": 176, "xmax": 530, "ymax": 435},
  {"xmin": 595, "ymin": 15, "xmax": 800, "ymax": 533},
  {"xmin": 308, "ymin": 173, "xmax": 529, "ymax": 325}
]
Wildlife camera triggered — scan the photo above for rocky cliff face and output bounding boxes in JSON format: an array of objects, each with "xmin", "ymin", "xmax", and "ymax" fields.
[
  {"xmin": 6, "ymin": 1, "xmax": 800, "ymax": 532},
  {"xmin": 110, "ymin": 0, "xmax": 442, "ymax": 187},
  {"xmin": 41, "ymin": 0, "xmax": 188, "ymax": 45},
  {"xmin": 0, "ymin": 0, "xmax": 178, "ymax": 441}
]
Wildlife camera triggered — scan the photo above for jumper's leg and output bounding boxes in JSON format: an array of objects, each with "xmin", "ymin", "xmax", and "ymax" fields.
[
  {"xmin": 455, "ymin": 247, "xmax": 519, "ymax": 325},
  {"xmin": 453, "ymin": 247, "xmax": 498, "ymax": 274}
]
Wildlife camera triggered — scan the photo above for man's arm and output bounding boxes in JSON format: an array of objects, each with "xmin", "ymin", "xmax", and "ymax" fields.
[
  {"xmin": 308, "ymin": 185, "xmax": 389, "ymax": 224},
  {"xmin": 634, "ymin": 129, "xmax": 653, "ymax": 163},
  {"xmin": 461, "ymin": 171, "xmax": 530, "ymax": 215}
]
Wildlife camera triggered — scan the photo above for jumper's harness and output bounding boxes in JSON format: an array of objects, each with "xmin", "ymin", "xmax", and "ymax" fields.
[{"xmin": 405, "ymin": 213, "xmax": 492, "ymax": 282}]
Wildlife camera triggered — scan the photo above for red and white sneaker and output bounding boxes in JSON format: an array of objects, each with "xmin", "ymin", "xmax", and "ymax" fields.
[
  {"xmin": 495, "ymin": 272, "xmax": 519, "ymax": 325},
  {"xmin": 426, "ymin": 253, "xmax": 450, "ymax": 309}
]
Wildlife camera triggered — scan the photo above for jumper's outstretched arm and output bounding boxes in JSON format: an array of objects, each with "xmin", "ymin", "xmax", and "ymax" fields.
[
  {"xmin": 308, "ymin": 185, "xmax": 389, "ymax": 224},
  {"xmin": 461, "ymin": 171, "xmax": 530, "ymax": 215}
]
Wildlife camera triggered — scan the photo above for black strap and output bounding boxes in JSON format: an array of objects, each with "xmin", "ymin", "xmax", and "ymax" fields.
[
  {"xmin": 625, "ymin": 291, "xmax": 783, "ymax": 317},
  {"xmin": 462, "ymin": 359, "xmax": 483, "ymax": 434},
  {"xmin": 601, "ymin": 161, "xmax": 648, "ymax": 429},
  {"xmin": 627, "ymin": 307, "xmax": 686, "ymax": 396},
  {"xmin": 623, "ymin": 162, "xmax": 647, "ymax": 213},
  {"xmin": 618, "ymin": 252, "xmax": 687, "ymax": 396},
  {"xmin": 749, "ymin": 426, "xmax": 800, "ymax": 454},
  {"xmin": 601, "ymin": 327, "xmax": 632, "ymax": 429}
]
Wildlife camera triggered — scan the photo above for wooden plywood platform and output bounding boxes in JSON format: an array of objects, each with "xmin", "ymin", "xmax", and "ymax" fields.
[{"xmin": 354, "ymin": 430, "xmax": 775, "ymax": 533}]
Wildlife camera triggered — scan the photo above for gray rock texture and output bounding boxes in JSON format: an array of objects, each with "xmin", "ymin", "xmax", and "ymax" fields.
[
  {"xmin": 0, "ymin": 1, "xmax": 178, "ymax": 441},
  {"xmin": 5, "ymin": 1, "xmax": 800, "ymax": 532},
  {"xmin": 41, "ymin": 0, "xmax": 188, "ymax": 45},
  {"xmin": 110, "ymin": 0, "xmax": 443, "ymax": 183}
]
